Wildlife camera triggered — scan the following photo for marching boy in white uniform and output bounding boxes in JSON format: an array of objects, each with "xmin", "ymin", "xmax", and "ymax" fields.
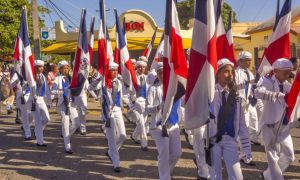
[
  {"xmin": 147, "ymin": 62, "xmax": 182, "ymax": 180},
  {"xmin": 52, "ymin": 60, "xmax": 80, "ymax": 154},
  {"xmin": 255, "ymin": 58, "xmax": 295, "ymax": 180},
  {"xmin": 209, "ymin": 58, "xmax": 250, "ymax": 180},
  {"xmin": 235, "ymin": 51, "xmax": 258, "ymax": 165},
  {"xmin": 105, "ymin": 62, "xmax": 126, "ymax": 173},
  {"xmin": 33, "ymin": 60, "xmax": 51, "ymax": 147},
  {"xmin": 130, "ymin": 56, "xmax": 149, "ymax": 151}
]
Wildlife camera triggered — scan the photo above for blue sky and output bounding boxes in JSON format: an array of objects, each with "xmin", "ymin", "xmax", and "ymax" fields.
[{"xmin": 38, "ymin": 0, "xmax": 300, "ymax": 29}]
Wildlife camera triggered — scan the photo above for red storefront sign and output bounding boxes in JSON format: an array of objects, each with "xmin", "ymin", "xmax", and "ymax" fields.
[{"xmin": 125, "ymin": 22, "xmax": 145, "ymax": 32}]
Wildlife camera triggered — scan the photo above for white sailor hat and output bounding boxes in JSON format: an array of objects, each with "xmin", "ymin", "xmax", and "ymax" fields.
[
  {"xmin": 217, "ymin": 58, "xmax": 234, "ymax": 70},
  {"xmin": 155, "ymin": 62, "xmax": 163, "ymax": 72},
  {"xmin": 138, "ymin": 56, "xmax": 148, "ymax": 62},
  {"xmin": 58, "ymin": 60, "xmax": 69, "ymax": 68},
  {"xmin": 34, "ymin": 60, "xmax": 44, "ymax": 66},
  {"xmin": 131, "ymin": 58, "xmax": 136, "ymax": 64},
  {"xmin": 137, "ymin": 60, "xmax": 147, "ymax": 67},
  {"xmin": 272, "ymin": 58, "xmax": 293, "ymax": 70},
  {"xmin": 109, "ymin": 61, "xmax": 119, "ymax": 70},
  {"xmin": 238, "ymin": 51, "xmax": 252, "ymax": 61}
]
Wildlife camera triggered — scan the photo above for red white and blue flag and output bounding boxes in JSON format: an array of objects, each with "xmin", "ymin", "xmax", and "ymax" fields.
[
  {"xmin": 162, "ymin": 0, "xmax": 188, "ymax": 125},
  {"xmin": 258, "ymin": 0, "xmax": 291, "ymax": 76},
  {"xmin": 215, "ymin": 0, "xmax": 236, "ymax": 65},
  {"xmin": 185, "ymin": 0, "xmax": 217, "ymax": 129},
  {"xmin": 142, "ymin": 27, "xmax": 158, "ymax": 59},
  {"xmin": 98, "ymin": 0, "xmax": 108, "ymax": 76},
  {"xmin": 286, "ymin": 72, "xmax": 300, "ymax": 124},
  {"xmin": 13, "ymin": 6, "xmax": 36, "ymax": 87},
  {"xmin": 89, "ymin": 16, "xmax": 95, "ymax": 65},
  {"xmin": 114, "ymin": 9, "xmax": 138, "ymax": 92},
  {"xmin": 70, "ymin": 9, "xmax": 90, "ymax": 96},
  {"xmin": 150, "ymin": 34, "xmax": 164, "ymax": 71}
]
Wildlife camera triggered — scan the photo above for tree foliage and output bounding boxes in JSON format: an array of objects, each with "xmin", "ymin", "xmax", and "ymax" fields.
[
  {"xmin": 177, "ymin": 0, "xmax": 238, "ymax": 30},
  {"xmin": 0, "ymin": 0, "xmax": 48, "ymax": 59}
]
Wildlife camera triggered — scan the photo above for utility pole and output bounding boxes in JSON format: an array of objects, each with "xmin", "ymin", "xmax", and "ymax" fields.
[{"xmin": 32, "ymin": 0, "xmax": 41, "ymax": 60}]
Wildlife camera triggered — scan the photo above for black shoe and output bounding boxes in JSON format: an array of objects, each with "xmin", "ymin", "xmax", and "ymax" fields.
[
  {"xmin": 20, "ymin": 126, "xmax": 24, "ymax": 131},
  {"xmin": 15, "ymin": 119, "xmax": 21, "ymax": 124},
  {"xmin": 113, "ymin": 167, "xmax": 121, "ymax": 173},
  {"xmin": 105, "ymin": 151, "xmax": 112, "ymax": 162},
  {"xmin": 251, "ymin": 141, "xmax": 262, "ymax": 146},
  {"xmin": 197, "ymin": 175, "xmax": 209, "ymax": 180},
  {"xmin": 130, "ymin": 135, "xmax": 140, "ymax": 144},
  {"xmin": 260, "ymin": 173, "xmax": 265, "ymax": 180},
  {"xmin": 80, "ymin": 132, "xmax": 86, "ymax": 136},
  {"xmin": 60, "ymin": 134, "xmax": 63, "ymax": 138},
  {"xmin": 7, "ymin": 110, "xmax": 13, "ymax": 115},
  {"xmin": 24, "ymin": 137, "xmax": 32, "ymax": 141},
  {"xmin": 141, "ymin": 146, "xmax": 148, "ymax": 151},
  {"xmin": 65, "ymin": 149, "xmax": 74, "ymax": 154},
  {"xmin": 36, "ymin": 143, "xmax": 47, "ymax": 147},
  {"xmin": 240, "ymin": 159, "xmax": 256, "ymax": 166}
]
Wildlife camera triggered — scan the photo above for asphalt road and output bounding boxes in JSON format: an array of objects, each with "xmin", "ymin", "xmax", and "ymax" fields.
[{"xmin": 0, "ymin": 99, "xmax": 300, "ymax": 180}]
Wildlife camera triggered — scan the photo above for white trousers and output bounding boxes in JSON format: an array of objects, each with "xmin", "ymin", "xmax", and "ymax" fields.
[
  {"xmin": 17, "ymin": 98, "xmax": 33, "ymax": 138},
  {"xmin": 73, "ymin": 94, "xmax": 88, "ymax": 133},
  {"xmin": 57, "ymin": 103, "xmax": 80, "ymax": 151},
  {"xmin": 245, "ymin": 105, "xmax": 259, "ymax": 142},
  {"xmin": 150, "ymin": 124, "xmax": 182, "ymax": 180},
  {"xmin": 33, "ymin": 97, "xmax": 50, "ymax": 145},
  {"xmin": 106, "ymin": 107, "xmax": 126, "ymax": 168},
  {"xmin": 193, "ymin": 126, "xmax": 210, "ymax": 178},
  {"xmin": 262, "ymin": 125, "xmax": 294, "ymax": 180},
  {"xmin": 210, "ymin": 136, "xmax": 243, "ymax": 180},
  {"xmin": 132, "ymin": 110, "xmax": 148, "ymax": 147}
]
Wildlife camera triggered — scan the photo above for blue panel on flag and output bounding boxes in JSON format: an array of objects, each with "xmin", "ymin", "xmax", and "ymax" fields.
[{"xmin": 195, "ymin": 0, "xmax": 207, "ymax": 24}]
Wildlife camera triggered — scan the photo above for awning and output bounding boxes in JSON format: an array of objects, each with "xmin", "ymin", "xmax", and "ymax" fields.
[{"xmin": 42, "ymin": 37, "xmax": 192, "ymax": 54}]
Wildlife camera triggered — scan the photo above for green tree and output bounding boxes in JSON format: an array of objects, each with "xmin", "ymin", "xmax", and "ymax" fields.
[
  {"xmin": 177, "ymin": 0, "xmax": 237, "ymax": 30},
  {"xmin": 0, "ymin": 0, "xmax": 48, "ymax": 58}
]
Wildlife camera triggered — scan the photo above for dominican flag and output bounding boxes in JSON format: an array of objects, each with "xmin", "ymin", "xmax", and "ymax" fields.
[
  {"xmin": 98, "ymin": 0, "xmax": 108, "ymax": 75},
  {"xmin": 114, "ymin": 9, "xmax": 138, "ymax": 92},
  {"xmin": 89, "ymin": 16, "xmax": 95, "ymax": 64},
  {"xmin": 215, "ymin": 0, "xmax": 236, "ymax": 65},
  {"xmin": 114, "ymin": 26, "xmax": 121, "ymax": 73},
  {"xmin": 13, "ymin": 6, "xmax": 36, "ymax": 87},
  {"xmin": 162, "ymin": 0, "xmax": 188, "ymax": 125},
  {"xmin": 185, "ymin": 0, "xmax": 218, "ymax": 129},
  {"xmin": 226, "ymin": 11, "xmax": 236, "ymax": 65},
  {"xmin": 150, "ymin": 34, "xmax": 164, "ymax": 70},
  {"xmin": 70, "ymin": 9, "xmax": 90, "ymax": 96},
  {"xmin": 258, "ymin": 0, "xmax": 291, "ymax": 76},
  {"xmin": 286, "ymin": 72, "xmax": 300, "ymax": 124},
  {"xmin": 142, "ymin": 27, "xmax": 158, "ymax": 59}
]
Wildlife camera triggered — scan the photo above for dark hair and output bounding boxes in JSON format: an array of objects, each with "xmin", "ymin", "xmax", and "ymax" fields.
[{"xmin": 290, "ymin": 57, "xmax": 299, "ymax": 64}]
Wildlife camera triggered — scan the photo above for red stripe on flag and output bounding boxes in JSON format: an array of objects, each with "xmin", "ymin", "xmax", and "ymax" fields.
[
  {"xmin": 208, "ymin": 35, "xmax": 218, "ymax": 74},
  {"xmin": 265, "ymin": 33, "xmax": 290, "ymax": 65},
  {"xmin": 89, "ymin": 46, "xmax": 93, "ymax": 65},
  {"xmin": 170, "ymin": 27, "xmax": 188, "ymax": 79},
  {"xmin": 124, "ymin": 59, "xmax": 139, "ymax": 91},
  {"xmin": 13, "ymin": 38, "xmax": 20, "ymax": 61},
  {"xmin": 163, "ymin": 56, "xmax": 171, "ymax": 100},
  {"xmin": 286, "ymin": 72, "xmax": 300, "ymax": 120},
  {"xmin": 185, "ymin": 49, "xmax": 206, "ymax": 101},
  {"xmin": 217, "ymin": 34, "xmax": 236, "ymax": 66},
  {"xmin": 98, "ymin": 38, "xmax": 107, "ymax": 75},
  {"xmin": 70, "ymin": 48, "xmax": 82, "ymax": 88},
  {"xmin": 29, "ymin": 55, "xmax": 36, "ymax": 80},
  {"xmin": 114, "ymin": 48, "xmax": 121, "ymax": 74}
]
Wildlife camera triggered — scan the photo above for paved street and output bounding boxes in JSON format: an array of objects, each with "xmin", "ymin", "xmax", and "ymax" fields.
[{"xmin": 0, "ymin": 99, "xmax": 300, "ymax": 180}]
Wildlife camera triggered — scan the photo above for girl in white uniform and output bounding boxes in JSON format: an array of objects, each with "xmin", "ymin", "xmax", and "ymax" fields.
[
  {"xmin": 208, "ymin": 58, "xmax": 250, "ymax": 180},
  {"xmin": 52, "ymin": 60, "xmax": 80, "ymax": 154}
]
